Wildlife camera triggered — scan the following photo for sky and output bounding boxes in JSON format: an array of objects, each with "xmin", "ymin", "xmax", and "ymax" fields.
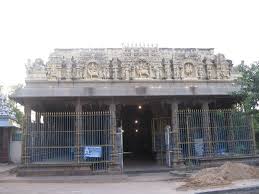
[{"xmin": 0, "ymin": 0, "xmax": 259, "ymax": 87}]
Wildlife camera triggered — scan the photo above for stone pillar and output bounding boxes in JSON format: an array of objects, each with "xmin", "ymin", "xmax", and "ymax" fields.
[
  {"xmin": 109, "ymin": 103, "xmax": 121, "ymax": 173},
  {"xmin": 164, "ymin": 125, "xmax": 171, "ymax": 167},
  {"xmin": 75, "ymin": 98, "xmax": 82, "ymax": 163},
  {"xmin": 171, "ymin": 100, "xmax": 182, "ymax": 167},
  {"xmin": 151, "ymin": 104, "xmax": 161, "ymax": 165},
  {"xmin": 202, "ymin": 101, "xmax": 212, "ymax": 157},
  {"xmin": 23, "ymin": 102, "xmax": 31, "ymax": 165}
]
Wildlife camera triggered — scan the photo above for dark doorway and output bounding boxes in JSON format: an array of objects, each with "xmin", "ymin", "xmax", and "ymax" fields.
[{"xmin": 120, "ymin": 105, "xmax": 155, "ymax": 170}]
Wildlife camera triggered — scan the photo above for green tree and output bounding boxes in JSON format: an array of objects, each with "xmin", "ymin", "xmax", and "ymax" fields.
[
  {"xmin": 236, "ymin": 61, "xmax": 259, "ymax": 148},
  {"xmin": 236, "ymin": 61, "xmax": 259, "ymax": 113},
  {"xmin": 8, "ymin": 84, "xmax": 24, "ymax": 127},
  {"xmin": 0, "ymin": 84, "xmax": 24, "ymax": 127}
]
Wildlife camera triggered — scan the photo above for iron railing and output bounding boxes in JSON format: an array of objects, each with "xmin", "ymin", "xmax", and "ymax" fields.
[
  {"xmin": 23, "ymin": 111, "xmax": 117, "ymax": 172},
  {"xmin": 152, "ymin": 109, "xmax": 256, "ymax": 167},
  {"xmin": 178, "ymin": 110, "xmax": 255, "ymax": 161},
  {"xmin": 24, "ymin": 109, "xmax": 257, "ymax": 170}
]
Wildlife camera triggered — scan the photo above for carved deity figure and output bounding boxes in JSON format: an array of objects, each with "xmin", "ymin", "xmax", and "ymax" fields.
[
  {"xmin": 164, "ymin": 62, "xmax": 171, "ymax": 79},
  {"xmin": 46, "ymin": 63, "xmax": 57, "ymax": 80},
  {"xmin": 33, "ymin": 58, "xmax": 45, "ymax": 70},
  {"xmin": 25, "ymin": 59, "xmax": 33, "ymax": 75},
  {"xmin": 130, "ymin": 65, "xmax": 136, "ymax": 79},
  {"xmin": 26, "ymin": 58, "xmax": 46, "ymax": 80},
  {"xmin": 197, "ymin": 65, "xmax": 204, "ymax": 79},
  {"xmin": 215, "ymin": 54, "xmax": 232, "ymax": 79},
  {"xmin": 61, "ymin": 57, "xmax": 68, "ymax": 80},
  {"xmin": 171, "ymin": 63, "xmax": 178, "ymax": 79},
  {"xmin": 122, "ymin": 65, "xmax": 130, "ymax": 80},
  {"xmin": 102, "ymin": 66, "xmax": 110, "ymax": 79},
  {"xmin": 113, "ymin": 66, "xmax": 118, "ymax": 79},
  {"xmin": 71, "ymin": 57, "xmax": 77, "ymax": 79},
  {"xmin": 206, "ymin": 64, "xmax": 214, "ymax": 79},
  {"xmin": 111, "ymin": 58, "xmax": 119, "ymax": 79},
  {"xmin": 179, "ymin": 65, "xmax": 184, "ymax": 79},
  {"xmin": 152, "ymin": 64, "xmax": 160, "ymax": 79},
  {"xmin": 135, "ymin": 60, "xmax": 150, "ymax": 79},
  {"xmin": 85, "ymin": 62, "xmax": 99, "ymax": 79},
  {"xmin": 220, "ymin": 60, "xmax": 232, "ymax": 79},
  {"xmin": 173, "ymin": 66, "xmax": 178, "ymax": 79},
  {"xmin": 203, "ymin": 57, "xmax": 217, "ymax": 79},
  {"xmin": 184, "ymin": 62, "xmax": 194, "ymax": 77}
]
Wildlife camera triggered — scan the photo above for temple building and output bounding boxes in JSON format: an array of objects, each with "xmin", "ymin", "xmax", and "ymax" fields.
[
  {"xmin": 12, "ymin": 46, "xmax": 256, "ymax": 175},
  {"xmin": 0, "ymin": 95, "xmax": 22, "ymax": 163}
]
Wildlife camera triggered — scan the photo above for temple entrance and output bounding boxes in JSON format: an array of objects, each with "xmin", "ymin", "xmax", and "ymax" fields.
[{"xmin": 120, "ymin": 105, "xmax": 160, "ymax": 172}]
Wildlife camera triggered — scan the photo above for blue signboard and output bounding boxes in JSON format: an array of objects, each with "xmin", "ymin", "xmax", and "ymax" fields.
[{"xmin": 84, "ymin": 146, "xmax": 102, "ymax": 158}]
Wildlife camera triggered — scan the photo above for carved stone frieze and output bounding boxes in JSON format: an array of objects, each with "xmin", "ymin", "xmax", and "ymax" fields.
[
  {"xmin": 26, "ymin": 58, "xmax": 46, "ymax": 80},
  {"xmin": 25, "ymin": 47, "xmax": 234, "ymax": 81}
]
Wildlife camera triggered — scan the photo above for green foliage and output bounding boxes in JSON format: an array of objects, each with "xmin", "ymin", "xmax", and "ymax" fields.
[
  {"xmin": 236, "ymin": 61, "xmax": 259, "ymax": 112},
  {"xmin": 8, "ymin": 99, "xmax": 24, "ymax": 127},
  {"xmin": 0, "ymin": 84, "xmax": 24, "ymax": 127},
  {"xmin": 236, "ymin": 61, "xmax": 259, "ymax": 135},
  {"xmin": 8, "ymin": 84, "xmax": 24, "ymax": 127}
]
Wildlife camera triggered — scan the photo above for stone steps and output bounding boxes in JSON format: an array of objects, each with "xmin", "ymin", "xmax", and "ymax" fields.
[{"xmin": 17, "ymin": 166, "xmax": 92, "ymax": 177}]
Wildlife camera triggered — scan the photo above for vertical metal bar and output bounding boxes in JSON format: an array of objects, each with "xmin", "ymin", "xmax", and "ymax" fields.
[
  {"xmin": 66, "ymin": 112, "xmax": 68, "ymax": 161},
  {"xmin": 250, "ymin": 114, "xmax": 256, "ymax": 155},
  {"xmin": 64, "ymin": 112, "xmax": 66, "ymax": 161},
  {"xmin": 187, "ymin": 110, "xmax": 191, "ymax": 163},
  {"xmin": 70, "ymin": 111, "xmax": 72, "ymax": 161},
  {"xmin": 102, "ymin": 111, "xmax": 104, "ymax": 170},
  {"xmin": 107, "ymin": 111, "xmax": 109, "ymax": 170},
  {"xmin": 61, "ymin": 112, "xmax": 63, "ymax": 161},
  {"xmin": 49, "ymin": 112, "xmax": 51, "ymax": 162},
  {"xmin": 56, "ymin": 112, "xmax": 58, "ymax": 162},
  {"xmin": 70, "ymin": 112, "xmax": 72, "ymax": 161},
  {"xmin": 53, "ymin": 112, "xmax": 55, "ymax": 162},
  {"xmin": 54, "ymin": 112, "xmax": 56, "ymax": 162},
  {"xmin": 78, "ymin": 111, "xmax": 80, "ymax": 164},
  {"xmin": 44, "ymin": 112, "xmax": 46, "ymax": 162},
  {"xmin": 100, "ymin": 111, "xmax": 102, "ymax": 170},
  {"xmin": 48, "ymin": 112, "xmax": 50, "ymax": 161},
  {"xmin": 48, "ymin": 112, "xmax": 51, "ymax": 162},
  {"xmin": 46, "ymin": 112, "xmax": 48, "ymax": 162},
  {"xmin": 91, "ymin": 111, "xmax": 93, "ymax": 170},
  {"xmin": 47, "ymin": 112, "xmax": 51, "ymax": 162}
]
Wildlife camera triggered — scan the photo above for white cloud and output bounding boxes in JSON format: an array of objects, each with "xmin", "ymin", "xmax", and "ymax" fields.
[{"xmin": 0, "ymin": 0, "xmax": 259, "ymax": 86}]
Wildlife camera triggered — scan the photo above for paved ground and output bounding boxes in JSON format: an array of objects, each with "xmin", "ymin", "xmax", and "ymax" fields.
[
  {"xmin": 1, "ymin": 179, "xmax": 259, "ymax": 194},
  {"xmin": 0, "ymin": 165, "xmax": 259, "ymax": 194},
  {"xmin": 0, "ymin": 172, "xmax": 174, "ymax": 183},
  {"xmin": 0, "ymin": 181, "xmax": 184, "ymax": 194},
  {"xmin": 0, "ymin": 164, "xmax": 16, "ymax": 175},
  {"xmin": 0, "ymin": 174, "xmax": 259, "ymax": 194}
]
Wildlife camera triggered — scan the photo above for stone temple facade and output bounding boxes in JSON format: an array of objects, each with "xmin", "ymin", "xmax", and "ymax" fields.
[
  {"xmin": 26, "ymin": 47, "xmax": 233, "ymax": 82},
  {"xmin": 16, "ymin": 46, "xmax": 239, "ymax": 111},
  {"xmin": 12, "ymin": 46, "xmax": 246, "ymax": 174}
]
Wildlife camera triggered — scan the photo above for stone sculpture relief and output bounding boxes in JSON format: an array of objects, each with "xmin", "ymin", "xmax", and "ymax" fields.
[
  {"xmin": 135, "ymin": 59, "xmax": 150, "ymax": 79},
  {"xmin": 26, "ymin": 58, "xmax": 46, "ymax": 80},
  {"xmin": 85, "ymin": 62, "xmax": 99, "ymax": 79},
  {"xmin": 184, "ymin": 62, "xmax": 194, "ymax": 77},
  {"xmin": 25, "ymin": 47, "xmax": 233, "ymax": 81}
]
